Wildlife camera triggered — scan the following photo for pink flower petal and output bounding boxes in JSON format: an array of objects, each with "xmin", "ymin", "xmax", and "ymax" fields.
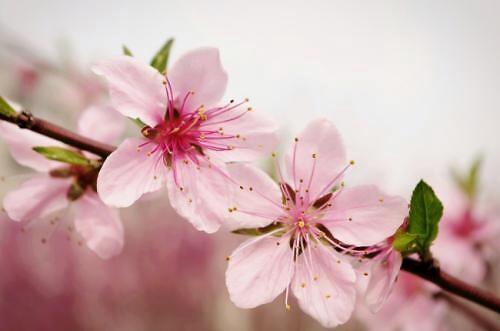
[
  {"xmin": 202, "ymin": 110, "xmax": 279, "ymax": 162},
  {"xmin": 284, "ymin": 119, "xmax": 347, "ymax": 199},
  {"xmin": 0, "ymin": 122, "xmax": 64, "ymax": 172},
  {"xmin": 168, "ymin": 47, "xmax": 228, "ymax": 111},
  {"xmin": 225, "ymin": 163, "xmax": 283, "ymax": 229},
  {"xmin": 73, "ymin": 190, "xmax": 124, "ymax": 259},
  {"xmin": 324, "ymin": 185, "xmax": 407, "ymax": 246},
  {"xmin": 432, "ymin": 230, "xmax": 486, "ymax": 284},
  {"xmin": 3, "ymin": 175, "xmax": 70, "ymax": 222},
  {"xmin": 77, "ymin": 105, "xmax": 125, "ymax": 144},
  {"xmin": 365, "ymin": 250, "xmax": 402, "ymax": 312},
  {"xmin": 226, "ymin": 233, "xmax": 294, "ymax": 308},
  {"xmin": 166, "ymin": 160, "xmax": 230, "ymax": 233},
  {"xmin": 93, "ymin": 56, "xmax": 166, "ymax": 126},
  {"xmin": 97, "ymin": 138, "xmax": 167, "ymax": 207},
  {"xmin": 292, "ymin": 245, "xmax": 356, "ymax": 328}
]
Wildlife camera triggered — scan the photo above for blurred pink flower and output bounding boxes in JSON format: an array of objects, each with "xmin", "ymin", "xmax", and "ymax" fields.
[
  {"xmin": 93, "ymin": 47, "xmax": 278, "ymax": 233},
  {"xmin": 0, "ymin": 106, "xmax": 125, "ymax": 259},
  {"xmin": 361, "ymin": 241, "xmax": 403, "ymax": 313},
  {"xmin": 358, "ymin": 272, "xmax": 448, "ymax": 331},
  {"xmin": 225, "ymin": 119, "xmax": 407, "ymax": 328}
]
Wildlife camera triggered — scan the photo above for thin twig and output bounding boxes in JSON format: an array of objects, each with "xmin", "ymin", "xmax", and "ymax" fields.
[
  {"xmin": 0, "ymin": 111, "xmax": 115, "ymax": 158},
  {"xmin": 402, "ymin": 257, "xmax": 500, "ymax": 314}
]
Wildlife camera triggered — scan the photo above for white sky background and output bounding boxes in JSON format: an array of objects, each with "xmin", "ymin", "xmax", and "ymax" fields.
[{"xmin": 1, "ymin": 0, "xmax": 500, "ymax": 199}]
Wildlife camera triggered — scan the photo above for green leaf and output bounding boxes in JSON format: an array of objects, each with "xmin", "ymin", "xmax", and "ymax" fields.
[
  {"xmin": 150, "ymin": 38, "xmax": 174, "ymax": 73},
  {"xmin": 129, "ymin": 117, "xmax": 147, "ymax": 128},
  {"xmin": 122, "ymin": 45, "xmax": 133, "ymax": 56},
  {"xmin": 0, "ymin": 96, "xmax": 18, "ymax": 118},
  {"xmin": 232, "ymin": 222, "xmax": 283, "ymax": 236},
  {"xmin": 33, "ymin": 146, "xmax": 90, "ymax": 166},
  {"xmin": 407, "ymin": 180, "xmax": 443, "ymax": 252},
  {"xmin": 451, "ymin": 158, "xmax": 482, "ymax": 200},
  {"xmin": 392, "ymin": 232, "xmax": 419, "ymax": 252}
]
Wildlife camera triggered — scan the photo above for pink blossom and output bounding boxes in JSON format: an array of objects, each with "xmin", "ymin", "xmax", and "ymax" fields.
[
  {"xmin": 224, "ymin": 119, "xmax": 407, "ymax": 328},
  {"xmin": 0, "ymin": 105, "xmax": 125, "ymax": 259},
  {"xmin": 357, "ymin": 273, "xmax": 448, "ymax": 331},
  {"xmin": 93, "ymin": 48, "xmax": 278, "ymax": 233},
  {"xmin": 361, "ymin": 241, "xmax": 403, "ymax": 313}
]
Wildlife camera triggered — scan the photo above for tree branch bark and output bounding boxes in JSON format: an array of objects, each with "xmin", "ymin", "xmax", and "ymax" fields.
[
  {"xmin": 0, "ymin": 111, "xmax": 115, "ymax": 158},
  {"xmin": 402, "ymin": 257, "xmax": 500, "ymax": 314}
]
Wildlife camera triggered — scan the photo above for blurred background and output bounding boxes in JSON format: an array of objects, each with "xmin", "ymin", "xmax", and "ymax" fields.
[{"xmin": 0, "ymin": 0, "xmax": 499, "ymax": 330}]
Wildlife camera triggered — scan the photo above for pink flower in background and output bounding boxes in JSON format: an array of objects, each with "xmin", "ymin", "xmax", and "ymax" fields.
[
  {"xmin": 357, "ymin": 272, "xmax": 448, "ymax": 331},
  {"xmin": 0, "ymin": 106, "xmax": 125, "ymax": 259},
  {"xmin": 225, "ymin": 119, "xmax": 407, "ymax": 328},
  {"xmin": 93, "ymin": 48, "xmax": 278, "ymax": 233},
  {"xmin": 360, "ymin": 240, "xmax": 403, "ymax": 313}
]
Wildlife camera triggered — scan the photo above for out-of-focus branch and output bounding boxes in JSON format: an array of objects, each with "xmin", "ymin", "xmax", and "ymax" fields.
[
  {"xmin": 0, "ymin": 110, "xmax": 115, "ymax": 158},
  {"xmin": 402, "ymin": 257, "xmax": 500, "ymax": 314},
  {"xmin": 433, "ymin": 292, "xmax": 500, "ymax": 330}
]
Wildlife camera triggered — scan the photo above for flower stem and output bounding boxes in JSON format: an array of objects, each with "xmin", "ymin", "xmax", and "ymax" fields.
[
  {"xmin": 402, "ymin": 257, "xmax": 500, "ymax": 314},
  {"xmin": 0, "ymin": 110, "xmax": 115, "ymax": 158}
]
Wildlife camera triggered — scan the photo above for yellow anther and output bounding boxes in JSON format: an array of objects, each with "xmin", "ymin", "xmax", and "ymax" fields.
[
  {"xmin": 162, "ymin": 80, "xmax": 167, "ymax": 85},
  {"xmin": 348, "ymin": 217, "xmax": 352, "ymax": 222},
  {"xmin": 247, "ymin": 107, "xmax": 253, "ymax": 111},
  {"xmin": 313, "ymin": 276, "xmax": 319, "ymax": 281},
  {"xmin": 379, "ymin": 198, "xmax": 384, "ymax": 203},
  {"xmin": 244, "ymin": 97, "xmax": 249, "ymax": 102},
  {"xmin": 225, "ymin": 256, "xmax": 231, "ymax": 261},
  {"xmin": 271, "ymin": 152, "xmax": 277, "ymax": 158},
  {"xmin": 249, "ymin": 187, "xmax": 253, "ymax": 191},
  {"xmin": 285, "ymin": 304, "xmax": 291, "ymax": 311},
  {"xmin": 294, "ymin": 137, "xmax": 298, "ymax": 142},
  {"xmin": 337, "ymin": 260, "xmax": 341, "ymax": 264},
  {"xmin": 349, "ymin": 160, "xmax": 355, "ymax": 165},
  {"xmin": 325, "ymin": 294, "xmax": 331, "ymax": 299},
  {"xmin": 312, "ymin": 153, "xmax": 317, "ymax": 158},
  {"xmin": 236, "ymin": 134, "xmax": 241, "ymax": 138},
  {"xmin": 298, "ymin": 220, "xmax": 305, "ymax": 228},
  {"xmin": 301, "ymin": 282, "xmax": 306, "ymax": 288},
  {"xmin": 364, "ymin": 272, "xmax": 369, "ymax": 276},
  {"xmin": 239, "ymin": 185, "xmax": 244, "ymax": 190}
]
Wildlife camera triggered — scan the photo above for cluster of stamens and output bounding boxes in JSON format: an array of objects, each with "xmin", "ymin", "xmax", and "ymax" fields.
[{"xmin": 136, "ymin": 78, "xmax": 254, "ymax": 187}]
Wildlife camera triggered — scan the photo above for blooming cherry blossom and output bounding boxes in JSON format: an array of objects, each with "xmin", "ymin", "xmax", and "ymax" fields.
[
  {"xmin": 93, "ymin": 48, "xmax": 278, "ymax": 233},
  {"xmin": 0, "ymin": 105, "xmax": 125, "ymax": 259},
  {"xmin": 225, "ymin": 119, "xmax": 407, "ymax": 328}
]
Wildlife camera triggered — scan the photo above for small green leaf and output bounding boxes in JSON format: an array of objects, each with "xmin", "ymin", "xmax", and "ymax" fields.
[
  {"xmin": 232, "ymin": 222, "xmax": 283, "ymax": 236},
  {"xmin": 392, "ymin": 232, "xmax": 419, "ymax": 252},
  {"xmin": 451, "ymin": 158, "xmax": 482, "ymax": 200},
  {"xmin": 150, "ymin": 38, "xmax": 174, "ymax": 73},
  {"xmin": 407, "ymin": 180, "xmax": 443, "ymax": 252},
  {"xmin": 122, "ymin": 45, "xmax": 133, "ymax": 56},
  {"xmin": 33, "ymin": 146, "xmax": 90, "ymax": 166},
  {"xmin": 0, "ymin": 96, "xmax": 18, "ymax": 118},
  {"xmin": 129, "ymin": 117, "xmax": 147, "ymax": 128}
]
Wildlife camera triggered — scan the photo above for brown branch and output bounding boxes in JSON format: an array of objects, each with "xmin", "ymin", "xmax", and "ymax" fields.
[
  {"xmin": 0, "ymin": 111, "xmax": 115, "ymax": 158},
  {"xmin": 402, "ymin": 257, "xmax": 500, "ymax": 314}
]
